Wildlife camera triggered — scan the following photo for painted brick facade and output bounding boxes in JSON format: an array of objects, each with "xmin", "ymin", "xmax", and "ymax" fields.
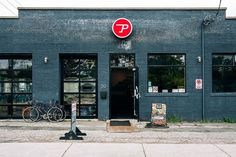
[{"xmin": 0, "ymin": 10, "xmax": 236, "ymax": 121}]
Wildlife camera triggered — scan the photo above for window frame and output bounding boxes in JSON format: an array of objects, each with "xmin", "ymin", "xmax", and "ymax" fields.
[
  {"xmin": 0, "ymin": 55, "xmax": 32, "ymax": 118},
  {"xmin": 212, "ymin": 53, "xmax": 236, "ymax": 93},
  {"xmin": 147, "ymin": 53, "xmax": 186, "ymax": 94},
  {"xmin": 61, "ymin": 55, "xmax": 98, "ymax": 119}
]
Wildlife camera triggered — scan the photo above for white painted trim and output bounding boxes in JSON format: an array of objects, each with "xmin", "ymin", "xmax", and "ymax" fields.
[
  {"xmin": 18, "ymin": 7, "xmax": 227, "ymax": 10},
  {"xmin": 0, "ymin": 0, "xmax": 235, "ymax": 19}
]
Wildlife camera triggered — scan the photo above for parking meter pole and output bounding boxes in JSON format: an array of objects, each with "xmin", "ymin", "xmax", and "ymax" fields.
[
  {"xmin": 71, "ymin": 102, "xmax": 77, "ymax": 134},
  {"xmin": 59, "ymin": 101, "xmax": 84, "ymax": 140}
]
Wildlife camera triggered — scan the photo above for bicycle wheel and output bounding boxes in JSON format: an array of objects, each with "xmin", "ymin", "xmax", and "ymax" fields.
[
  {"xmin": 58, "ymin": 110, "xmax": 66, "ymax": 122},
  {"xmin": 22, "ymin": 107, "xmax": 39, "ymax": 122},
  {"xmin": 47, "ymin": 107, "xmax": 63, "ymax": 122}
]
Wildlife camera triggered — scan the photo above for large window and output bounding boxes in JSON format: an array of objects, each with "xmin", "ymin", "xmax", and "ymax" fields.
[
  {"xmin": 148, "ymin": 54, "xmax": 186, "ymax": 93},
  {"xmin": 0, "ymin": 57, "xmax": 32, "ymax": 118},
  {"xmin": 62, "ymin": 56, "xmax": 97, "ymax": 118},
  {"xmin": 212, "ymin": 54, "xmax": 236, "ymax": 92}
]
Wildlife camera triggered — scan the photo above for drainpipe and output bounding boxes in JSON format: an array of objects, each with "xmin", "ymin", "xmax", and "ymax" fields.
[{"xmin": 201, "ymin": 16, "xmax": 214, "ymax": 121}]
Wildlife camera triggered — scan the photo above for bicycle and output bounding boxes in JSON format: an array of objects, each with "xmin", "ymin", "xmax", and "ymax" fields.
[{"xmin": 22, "ymin": 100, "xmax": 65, "ymax": 122}]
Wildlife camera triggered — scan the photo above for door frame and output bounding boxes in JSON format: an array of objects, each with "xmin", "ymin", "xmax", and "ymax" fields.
[
  {"xmin": 109, "ymin": 53, "xmax": 139, "ymax": 119},
  {"xmin": 59, "ymin": 53, "xmax": 98, "ymax": 119}
]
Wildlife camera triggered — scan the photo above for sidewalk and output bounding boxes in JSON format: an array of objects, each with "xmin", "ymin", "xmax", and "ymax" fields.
[
  {"xmin": 1, "ymin": 120, "xmax": 236, "ymax": 156},
  {"xmin": 0, "ymin": 143, "xmax": 236, "ymax": 157},
  {"xmin": 1, "ymin": 119, "xmax": 236, "ymax": 143}
]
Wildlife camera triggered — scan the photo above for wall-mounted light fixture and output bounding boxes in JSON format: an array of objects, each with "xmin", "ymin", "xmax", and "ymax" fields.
[
  {"xmin": 197, "ymin": 56, "xmax": 201, "ymax": 63},
  {"xmin": 44, "ymin": 57, "xmax": 48, "ymax": 64}
]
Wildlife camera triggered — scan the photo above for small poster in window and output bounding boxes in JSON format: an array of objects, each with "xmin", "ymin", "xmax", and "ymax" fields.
[
  {"xmin": 162, "ymin": 89, "xmax": 168, "ymax": 93},
  {"xmin": 172, "ymin": 89, "xmax": 179, "ymax": 93},
  {"xmin": 152, "ymin": 86, "xmax": 158, "ymax": 93},
  {"xmin": 148, "ymin": 87, "xmax": 153, "ymax": 93},
  {"xmin": 178, "ymin": 88, "xmax": 185, "ymax": 93},
  {"xmin": 148, "ymin": 81, "xmax": 152, "ymax": 87}
]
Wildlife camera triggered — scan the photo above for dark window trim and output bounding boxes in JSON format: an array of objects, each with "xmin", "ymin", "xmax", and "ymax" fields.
[
  {"xmin": 147, "ymin": 53, "xmax": 186, "ymax": 94},
  {"xmin": 60, "ymin": 54, "xmax": 98, "ymax": 119},
  {"xmin": 212, "ymin": 53, "xmax": 236, "ymax": 93},
  {"xmin": 0, "ymin": 55, "xmax": 32, "ymax": 117}
]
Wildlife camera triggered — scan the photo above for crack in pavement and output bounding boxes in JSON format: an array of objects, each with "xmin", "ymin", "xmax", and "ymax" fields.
[{"xmin": 61, "ymin": 143, "xmax": 73, "ymax": 157}]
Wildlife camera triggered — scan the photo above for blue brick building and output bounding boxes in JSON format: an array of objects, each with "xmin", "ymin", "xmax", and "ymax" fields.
[{"xmin": 0, "ymin": 9, "xmax": 236, "ymax": 121}]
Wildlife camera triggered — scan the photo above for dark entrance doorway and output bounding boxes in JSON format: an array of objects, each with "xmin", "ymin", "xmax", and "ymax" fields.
[
  {"xmin": 110, "ymin": 54, "xmax": 138, "ymax": 119},
  {"xmin": 110, "ymin": 68, "xmax": 134, "ymax": 118}
]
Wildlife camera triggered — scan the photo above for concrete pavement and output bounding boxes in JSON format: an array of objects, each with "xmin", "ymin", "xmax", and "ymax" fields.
[{"xmin": 0, "ymin": 143, "xmax": 236, "ymax": 157}]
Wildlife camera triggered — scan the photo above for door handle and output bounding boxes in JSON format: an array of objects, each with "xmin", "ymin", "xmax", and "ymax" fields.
[{"xmin": 134, "ymin": 86, "xmax": 141, "ymax": 99}]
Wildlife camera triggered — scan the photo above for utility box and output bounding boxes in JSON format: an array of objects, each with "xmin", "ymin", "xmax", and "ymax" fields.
[{"xmin": 151, "ymin": 103, "xmax": 167, "ymax": 126}]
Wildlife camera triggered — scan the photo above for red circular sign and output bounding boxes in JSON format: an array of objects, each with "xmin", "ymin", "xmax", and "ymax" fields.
[{"xmin": 112, "ymin": 18, "xmax": 133, "ymax": 38}]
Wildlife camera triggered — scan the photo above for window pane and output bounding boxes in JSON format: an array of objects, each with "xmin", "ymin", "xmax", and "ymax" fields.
[
  {"xmin": 110, "ymin": 54, "xmax": 135, "ymax": 67},
  {"xmin": 64, "ymin": 71, "xmax": 79, "ymax": 81},
  {"xmin": 235, "ymin": 55, "xmax": 236, "ymax": 65},
  {"xmin": 148, "ymin": 54, "xmax": 185, "ymax": 65},
  {"xmin": 63, "ymin": 94, "xmax": 79, "ymax": 105},
  {"xmin": 80, "ymin": 106, "xmax": 96, "ymax": 117},
  {"xmin": 13, "ymin": 106, "xmax": 26, "ymax": 117},
  {"xmin": 0, "ymin": 94, "xmax": 11, "ymax": 105},
  {"xmin": 13, "ymin": 82, "xmax": 32, "ymax": 93},
  {"xmin": 80, "ymin": 59, "xmax": 96, "ymax": 70},
  {"xmin": 80, "ymin": 94, "xmax": 96, "ymax": 104},
  {"xmin": 213, "ymin": 67, "xmax": 236, "ymax": 92},
  {"xmin": 0, "ymin": 106, "xmax": 8, "ymax": 117},
  {"xmin": 80, "ymin": 70, "xmax": 96, "ymax": 81},
  {"xmin": 212, "ymin": 55, "xmax": 233, "ymax": 65},
  {"xmin": 13, "ymin": 71, "xmax": 32, "ymax": 81},
  {"xmin": 0, "ymin": 60, "xmax": 9, "ymax": 69},
  {"xmin": 13, "ymin": 94, "xmax": 32, "ymax": 105},
  {"xmin": 80, "ymin": 82, "xmax": 96, "ymax": 93},
  {"xmin": 148, "ymin": 66, "xmax": 185, "ymax": 93},
  {"xmin": 0, "ymin": 83, "xmax": 11, "ymax": 93},
  {"xmin": 0, "ymin": 71, "xmax": 11, "ymax": 81},
  {"xmin": 64, "ymin": 82, "xmax": 79, "ymax": 93},
  {"xmin": 63, "ymin": 59, "xmax": 80, "ymax": 71},
  {"xmin": 13, "ymin": 59, "xmax": 32, "ymax": 69}
]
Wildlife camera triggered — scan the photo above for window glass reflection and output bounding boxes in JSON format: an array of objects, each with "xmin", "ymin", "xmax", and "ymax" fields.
[
  {"xmin": 13, "ymin": 59, "xmax": 32, "ymax": 69},
  {"xmin": 63, "ymin": 59, "xmax": 80, "ymax": 71},
  {"xmin": 80, "ymin": 106, "xmax": 96, "ymax": 116},
  {"xmin": 110, "ymin": 54, "xmax": 134, "ymax": 67},
  {"xmin": 80, "ymin": 82, "xmax": 96, "ymax": 93},
  {"xmin": 13, "ymin": 71, "xmax": 32, "ymax": 81},
  {"xmin": 148, "ymin": 67, "xmax": 185, "ymax": 93},
  {"xmin": 63, "ymin": 94, "xmax": 79, "ymax": 105},
  {"xmin": 80, "ymin": 94, "xmax": 96, "ymax": 104},
  {"xmin": 0, "ymin": 94, "xmax": 11, "ymax": 105},
  {"xmin": 213, "ymin": 67, "xmax": 236, "ymax": 92},
  {"xmin": 13, "ymin": 94, "xmax": 32, "ymax": 105},
  {"xmin": 13, "ymin": 83, "xmax": 32, "ymax": 93},
  {"xmin": 148, "ymin": 54, "xmax": 185, "ymax": 93},
  {"xmin": 0, "ymin": 60, "xmax": 9, "ymax": 69},
  {"xmin": 62, "ymin": 57, "xmax": 97, "ymax": 118},
  {"xmin": 0, "ymin": 71, "xmax": 11, "ymax": 81},
  {"xmin": 0, "ymin": 106, "xmax": 8, "ymax": 117},
  {"xmin": 64, "ymin": 71, "xmax": 79, "ymax": 81},
  {"xmin": 148, "ymin": 54, "xmax": 185, "ymax": 65},
  {"xmin": 80, "ymin": 59, "xmax": 96, "ymax": 70},
  {"xmin": 0, "ymin": 83, "xmax": 11, "ymax": 93},
  {"xmin": 64, "ymin": 83, "xmax": 79, "ymax": 93},
  {"xmin": 80, "ymin": 70, "xmax": 96, "ymax": 81},
  {"xmin": 212, "ymin": 55, "xmax": 233, "ymax": 65}
]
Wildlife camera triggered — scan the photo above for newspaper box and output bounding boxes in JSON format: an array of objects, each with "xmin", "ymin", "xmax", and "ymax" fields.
[{"xmin": 151, "ymin": 103, "xmax": 167, "ymax": 126}]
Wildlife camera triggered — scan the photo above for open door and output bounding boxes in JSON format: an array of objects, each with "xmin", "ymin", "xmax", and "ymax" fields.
[
  {"xmin": 132, "ymin": 66, "xmax": 140, "ymax": 119},
  {"xmin": 110, "ymin": 54, "xmax": 139, "ymax": 119}
]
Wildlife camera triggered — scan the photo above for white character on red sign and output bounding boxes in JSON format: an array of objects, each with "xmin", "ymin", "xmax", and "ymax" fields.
[
  {"xmin": 112, "ymin": 18, "xmax": 133, "ymax": 38},
  {"xmin": 116, "ymin": 24, "xmax": 129, "ymax": 33}
]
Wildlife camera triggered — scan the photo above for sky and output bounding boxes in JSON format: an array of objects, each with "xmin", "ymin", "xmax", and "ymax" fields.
[{"xmin": 0, "ymin": 0, "xmax": 236, "ymax": 18}]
